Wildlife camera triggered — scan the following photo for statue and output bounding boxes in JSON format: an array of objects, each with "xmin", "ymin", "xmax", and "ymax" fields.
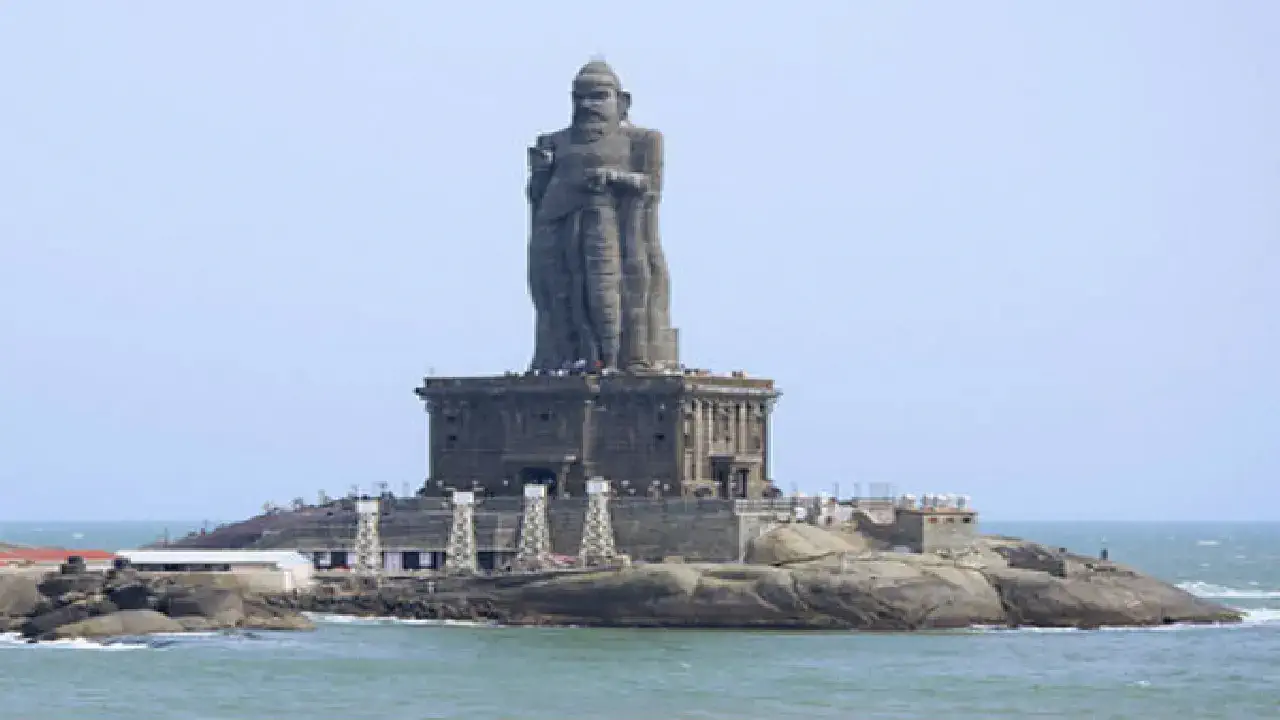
[{"xmin": 526, "ymin": 60, "xmax": 676, "ymax": 372}]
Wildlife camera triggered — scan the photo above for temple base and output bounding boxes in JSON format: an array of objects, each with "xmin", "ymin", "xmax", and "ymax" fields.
[{"xmin": 414, "ymin": 370, "xmax": 779, "ymax": 499}]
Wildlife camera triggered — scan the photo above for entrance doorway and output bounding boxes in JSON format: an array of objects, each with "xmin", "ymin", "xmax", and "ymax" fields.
[
  {"xmin": 518, "ymin": 466, "xmax": 558, "ymax": 495},
  {"xmin": 712, "ymin": 461, "xmax": 751, "ymax": 499}
]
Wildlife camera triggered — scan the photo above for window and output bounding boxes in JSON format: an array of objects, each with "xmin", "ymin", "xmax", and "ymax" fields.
[
  {"xmin": 962, "ymin": 517, "xmax": 973, "ymax": 524},
  {"xmin": 445, "ymin": 434, "xmax": 459, "ymax": 449},
  {"xmin": 539, "ymin": 411, "xmax": 552, "ymax": 422}
]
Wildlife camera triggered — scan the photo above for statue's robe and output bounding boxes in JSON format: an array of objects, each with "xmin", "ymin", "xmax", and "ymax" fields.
[{"xmin": 526, "ymin": 124, "xmax": 674, "ymax": 370}]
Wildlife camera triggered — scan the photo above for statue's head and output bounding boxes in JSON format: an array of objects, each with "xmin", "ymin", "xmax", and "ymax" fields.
[{"xmin": 571, "ymin": 60, "xmax": 630, "ymax": 130}]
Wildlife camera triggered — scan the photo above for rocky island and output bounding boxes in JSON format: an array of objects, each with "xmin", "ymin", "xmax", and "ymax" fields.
[
  {"xmin": 1, "ymin": 525, "xmax": 1238, "ymax": 642},
  {"xmin": 265, "ymin": 525, "xmax": 1239, "ymax": 631}
]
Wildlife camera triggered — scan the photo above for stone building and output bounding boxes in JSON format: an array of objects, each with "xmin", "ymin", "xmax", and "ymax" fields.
[{"xmin": 415, "ymin": 371, "xmax": 779, "ymax": 499}]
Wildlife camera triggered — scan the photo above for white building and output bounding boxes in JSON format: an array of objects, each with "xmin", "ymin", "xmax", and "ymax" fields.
[{"xmin": 116, "ymin": 549, "xmax": 316, "ymax": 593}]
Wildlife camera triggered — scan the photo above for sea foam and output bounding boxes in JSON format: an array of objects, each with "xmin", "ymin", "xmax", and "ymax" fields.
[{"xmin": 1177, "ymin": 581, "xmax": 1280, "ymax": 599}]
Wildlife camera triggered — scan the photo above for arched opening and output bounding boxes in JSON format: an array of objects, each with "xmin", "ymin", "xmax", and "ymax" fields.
[{"xmin": 518, "ymin": 466, "xmax": 559, "ymax": 495}]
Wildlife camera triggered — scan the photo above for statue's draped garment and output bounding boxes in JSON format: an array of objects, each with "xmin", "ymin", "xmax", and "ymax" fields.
[{"xmin": 526, "ymin": 119, "xmax": 675, "ymax": 371}]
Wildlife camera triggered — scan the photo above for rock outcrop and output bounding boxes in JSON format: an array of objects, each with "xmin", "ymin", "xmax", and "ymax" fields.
[
  {"xmin": 268, "ymin": 528, "xmax": 1242, "ymax": 631},
  {"xmin": 2, "ymin": 567, "xmax": 315, "ymax": 642}
]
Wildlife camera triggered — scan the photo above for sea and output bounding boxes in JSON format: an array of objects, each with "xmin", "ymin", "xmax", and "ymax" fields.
[{"xmin": 1, "ymin": 520, "xmax": 1276, "ymax": 719}]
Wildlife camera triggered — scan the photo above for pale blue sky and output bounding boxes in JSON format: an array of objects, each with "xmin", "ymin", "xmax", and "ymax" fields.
[{"xmin": 1, "ymin": 2, "xmax": 1276, "ymax": 522}]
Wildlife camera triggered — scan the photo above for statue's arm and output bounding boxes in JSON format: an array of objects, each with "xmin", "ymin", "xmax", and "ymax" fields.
[
  {"xmin": 526, "ymin": 134, "xmax": 554, "ymax": 208},
  {"xmin": 643, "ymin": 129, "xmax": 664, "ymax": 200},
  {"xmin": 610, "ymin": 129, "xmax": 663, "ymax": 198}
]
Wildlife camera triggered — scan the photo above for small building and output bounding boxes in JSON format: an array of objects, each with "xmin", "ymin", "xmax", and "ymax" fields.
[
  {"xmin": 116, "ymin": 550, "xmax": 316, "ymax": 593},
  {"xmin": 891, "ymin": 494, "xmax": 979, "ymax": 553}
]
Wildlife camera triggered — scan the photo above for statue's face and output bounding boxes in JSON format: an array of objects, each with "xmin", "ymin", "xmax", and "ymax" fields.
[{"xmin": 572, "ymin": 80, "xmax": 620, "ymax": 126}]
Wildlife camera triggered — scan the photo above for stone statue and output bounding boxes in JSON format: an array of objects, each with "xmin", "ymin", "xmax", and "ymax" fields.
[{"xmin": 526, "ymin": 60, "xmax": 677, "ymax": 372}]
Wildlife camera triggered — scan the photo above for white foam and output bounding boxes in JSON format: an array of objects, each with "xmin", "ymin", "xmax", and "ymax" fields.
[
  {"xmin": 1240, "ymin": 608, "xmax": 1280, "ymax": 625},
  {"xmin": 1177, "ymin": 581, "xmax": 1280, "ymax": 599},
  {"xmin": 0, "ymin": 632, "xmax": 148, "ymax": 651},
  {"xmin": 1196, "ymin": 539, "xmax": 1220, "ymax": 546},
  {"xmin": 304, "ymin": 612, "xmax": 494, "ymax": 628}
]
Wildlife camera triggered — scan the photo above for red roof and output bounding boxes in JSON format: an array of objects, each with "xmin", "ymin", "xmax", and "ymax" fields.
[{"xmin": 0, "ymin": 548, "xmax": 115, "ymax": 564}]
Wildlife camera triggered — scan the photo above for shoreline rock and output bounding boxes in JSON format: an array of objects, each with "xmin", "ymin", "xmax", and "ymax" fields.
[
  {"xmin": 0, "ymin": 567, "xmax": 315, "ymax": 643},
  {"xmin": 265, "ymin": 530, "xmax": 1242, "ymax": 632},
  {"xmin": 4, "ymin": 529, "xmax": 1240, "ymax": 639}
]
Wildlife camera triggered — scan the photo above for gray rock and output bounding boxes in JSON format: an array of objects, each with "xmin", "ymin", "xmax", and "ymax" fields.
[
  {"xmin": 36, "ymin": 573, "xmax": 101, "ymax": 599},
  {"xmin": 52, "ymin": 610, "xmax": 184, "ymax": 639},
  {"xmin": 21, "ymin": 604, "xmax": 93, "ymax": 639},
  {"xmin": 107, "ymin": 583, "xmax": 154, "ymax": 611},
  {"xmin": 985, "ymin": 566, "xmax": 1240, "ymax": 628},
  {"xmin": 744, "ymin": 524, "xmax": 869, "ymax": 565},
  {"xmin": 495, "ymin": 559, "xmax": 1008, "ymax": 630},
  {"xmin": 450, "ymin": 530, "xmax": 1242, "ymax": 630},
  {"xmin": 161, "ymin": 586, "xmax": 245, "ymax": 626},
  {"xmin": 0, "ymin": 575, "xmax": 41, "ymax": 619}
]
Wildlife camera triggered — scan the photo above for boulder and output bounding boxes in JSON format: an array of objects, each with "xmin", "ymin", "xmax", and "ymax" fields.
[
  {"xmin": 51, "ymin": 610, "xmax": 184, "ymax": 639},
  {"xmin": 0, "ymin": 575, "xmax": 41, "ymax": 619},
  {"xmin": 498, "ymin": 558, "xmax": 1008, "ymax": 630},
  {"xmin": 161, "ymin": 586, "xmax": 245, "ymax": 626},
  {"xmin": 985, "ymin": 566, "xmax": 1240, "ymax": 628},
  {"xmin": 36, "ymin": 573, "xmax": 102, "ymax": 599},
  {"xmin": 21, "ymin": 604, "xmax": 93, "ymax": 639},
  {"xmin": 744, "ymin": 524, "xmax": 866, "ymax": 565},
  {"xmin": 107, "ymin": 583, "xmax": 155, "ymax": 611}
]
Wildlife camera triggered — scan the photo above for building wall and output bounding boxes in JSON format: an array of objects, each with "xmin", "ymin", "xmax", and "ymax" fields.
[
  {"xmin": 891, "ymin": 510, "xmax": 978, "ymax": 553},
  {"xmin": 417, "ymin": 373, "xmax": 778, "ymax": 500}
]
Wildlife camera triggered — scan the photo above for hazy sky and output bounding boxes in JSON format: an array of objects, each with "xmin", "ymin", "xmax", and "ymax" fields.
[{"xmin": 1, "ymin": 2, "xmax": 1276, "ymax": 522}]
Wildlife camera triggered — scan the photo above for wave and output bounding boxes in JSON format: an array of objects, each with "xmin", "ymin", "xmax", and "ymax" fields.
[
  {"xmin": 1241, "ymin": 608, "xmax": 1280, "ymax": 625},
  {"xmin": 1177, "ymin": 581, "xmax": 1280, "ymax": 599},
  {"xmin": 969, "ymin": 608, "xmax": 1278, "ymax": 634},
  {"xmin": 0, "ymin": 632, "xmax": 150, "ymax": 651},
  {"xmin": 0, "ymin": 629, "xmax": 275, "ymax": 652},
  {"xmin": 304, "ymin": 612, "xmax": 495, "ymax": 628}
]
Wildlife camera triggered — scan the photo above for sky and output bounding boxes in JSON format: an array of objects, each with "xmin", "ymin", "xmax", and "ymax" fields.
[{"xmin": 1, "ymin": 2, "xmax": 1276, "ymax": 522}]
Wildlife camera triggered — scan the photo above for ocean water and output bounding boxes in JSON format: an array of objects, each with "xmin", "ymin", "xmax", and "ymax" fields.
[{"xmin": 1, "ymin": 521, "xmax": 1277, "ymax": 719}]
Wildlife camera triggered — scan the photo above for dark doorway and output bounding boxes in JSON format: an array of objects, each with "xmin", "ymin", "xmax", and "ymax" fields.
[
  {"xmin": 714, "ymin": 465, "xmax": 731, "ymax": 499},
  {"xmin": 402, "ymin": 551, "xmax": 422, "ymax": 571},
  {"xmin": 330, "ymin": 551, "xmax": 349, "ymax": 569},
  {"xmin": 519, "ymin": 466, "xmax": 559, "ymax": 495}
]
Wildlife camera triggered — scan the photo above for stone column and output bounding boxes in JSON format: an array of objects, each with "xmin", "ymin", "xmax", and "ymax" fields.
[{"xmin": 736, "ymin": 402, "xmax": 747, "ymax": 454}]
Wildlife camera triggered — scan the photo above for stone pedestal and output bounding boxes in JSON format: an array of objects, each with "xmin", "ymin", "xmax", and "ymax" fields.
[{"xmin": 415, "ymin": 370, "xmax": 779, "ymax": 499}]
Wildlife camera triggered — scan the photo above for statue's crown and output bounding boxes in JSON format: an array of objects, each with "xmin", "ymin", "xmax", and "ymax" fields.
[{"xmin": 574, "ymin": 60, "xmax": 621, "ymax": 89}]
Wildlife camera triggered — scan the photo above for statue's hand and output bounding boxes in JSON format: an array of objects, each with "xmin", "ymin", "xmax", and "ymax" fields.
[{"xmin": 584, "ymin": 167, "xmax": 613, "ymax": 193}]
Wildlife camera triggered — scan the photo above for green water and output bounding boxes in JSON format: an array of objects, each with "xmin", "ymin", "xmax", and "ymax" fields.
[{"xmin": 3, "ymin": 522, "xmax": 1278, "ymax": 719}]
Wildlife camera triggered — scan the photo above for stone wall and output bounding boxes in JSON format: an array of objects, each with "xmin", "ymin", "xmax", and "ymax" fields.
[
  {"xmin": 890, "ymin": 510, "xmax": 978, "ymax": 553},
  {"xmin": 258, "ymin": 497, "xmax": 746, "ymax": 562}
]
